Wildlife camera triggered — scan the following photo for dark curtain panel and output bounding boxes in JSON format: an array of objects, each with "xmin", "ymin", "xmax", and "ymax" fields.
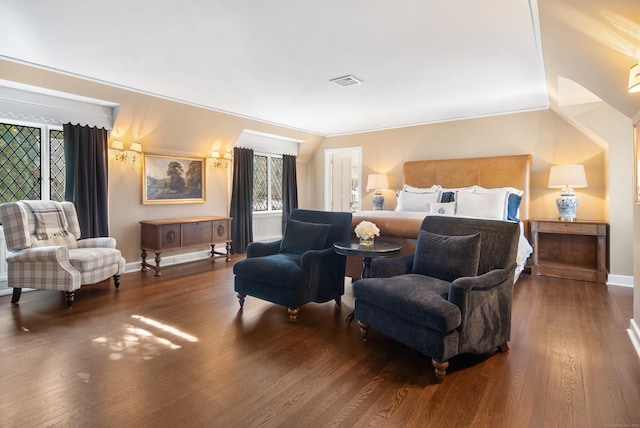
[
  {"xmin": 63, "ymin": 123, "xmax": 109, "ymax": 238},
  {"xmin": 230, "ymin": 147, "xmax": 254, "ymax": 254},
  {"xmin": 282, "ymin": 154, "xmax": 298, "ymax": 230}
]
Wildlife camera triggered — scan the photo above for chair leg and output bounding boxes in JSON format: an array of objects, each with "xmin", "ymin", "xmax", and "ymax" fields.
[
  {"xmin": 357, "ymin": 321, "xmax": 369, "ymax": 341},
  {"xmin": 113, "ymin": 274, "xmax": 121, "ymax": 289},
  {"xmin": 11, "ymin": 287, "xmax": 22, "ymax": 304},
  {"xmin": 237, "ymin": 293, "xmax": 245, "ymax": 308},
  {"xmin": 431, "ymin": 359, "xmax": 449, "ymax": 381},
  {"xmin": 64, "ymin": 291, "xmax": 75, "ymax": 308},
  {"xmin": 498, "ymin": 342, "xmax": 509, "ymax": 353},
  {"xmin": 288, "ymin": 307, "xmax": 299, "ymax": 322},
  {"xmin": 335, "ymin": 296, "xmax": 341, "ymax": 305}
]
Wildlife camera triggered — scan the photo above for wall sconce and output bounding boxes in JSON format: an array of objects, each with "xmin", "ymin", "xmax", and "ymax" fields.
[
  {"xmin": 629, "ymin": 63, "xmax": 640, "ymax": 93},
  {"xmin": 366, "ymin": 173, "xmax": 389, "ymax": 210},
  {"xmin": 211, "ymin": 151, "xmax": 232, "ymax": 169},
  {"xmin": 111, "ymin": 140, "xmax": 143, "ymax": 165}
]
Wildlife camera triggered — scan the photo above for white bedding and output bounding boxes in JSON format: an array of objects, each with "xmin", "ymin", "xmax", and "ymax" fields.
[{"xmin": 354, "ymin": 210, "xmax": 533, "ymax": 279}]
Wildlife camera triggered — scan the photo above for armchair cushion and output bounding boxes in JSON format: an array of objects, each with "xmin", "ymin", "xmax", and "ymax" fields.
[
  {"xmin": 411, "ymin": 230, "xmax": 481, "ymax": 282},
  {"xmin": 233, "ymin": 253, "xmax": 305, "ymax": 287},
  {"xmin": 353, "ymin": 274, "xmax": 460, "ymax": 333},
  {"xmin": 279, "ymin": 218, "xmax": 331, "ymax": 255}
]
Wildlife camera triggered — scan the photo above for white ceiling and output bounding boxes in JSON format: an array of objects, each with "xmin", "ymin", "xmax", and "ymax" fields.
[{"xmin": 1, "ymin": 0, "xmax": 552, "ymax": 136}]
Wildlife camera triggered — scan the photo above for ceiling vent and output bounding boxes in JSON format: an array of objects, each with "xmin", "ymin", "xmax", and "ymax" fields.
[{"xmin": 330, "ymin": 75, "xmax": 363, "ymax": 87}]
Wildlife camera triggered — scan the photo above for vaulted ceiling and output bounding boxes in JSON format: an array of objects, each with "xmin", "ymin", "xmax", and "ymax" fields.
[{"xmin": 1, "ymin": 0, "xmax": 639, "ymax": 136}]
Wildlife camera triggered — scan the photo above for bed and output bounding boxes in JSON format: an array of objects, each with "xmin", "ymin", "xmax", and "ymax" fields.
[{"xmin": 346, "ymin": 154, "xmax": 533, "ymax": 279}]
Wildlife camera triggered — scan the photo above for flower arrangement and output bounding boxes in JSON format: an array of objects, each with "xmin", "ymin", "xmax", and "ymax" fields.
[{"xmin": 354, "ymin": 220, "xmax": 380, "ymax": 240}]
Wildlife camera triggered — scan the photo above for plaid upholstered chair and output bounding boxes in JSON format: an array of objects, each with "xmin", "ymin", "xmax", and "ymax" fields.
[{"xmin": 0, "ymin": 200, "xmax": 125, "ymax": 307}]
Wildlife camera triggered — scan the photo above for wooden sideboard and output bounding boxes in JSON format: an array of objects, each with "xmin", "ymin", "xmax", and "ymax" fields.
[
  {"xmin": 530, "ymin": 219, "xmax": 608, "ymax": 284},
  {"xmin": 140, "ymin": 216, "xmax": 232, "ymax": 275}
]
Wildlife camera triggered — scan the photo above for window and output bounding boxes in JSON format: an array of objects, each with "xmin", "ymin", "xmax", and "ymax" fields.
[
  {"xmin": 253, "ymin": 153, "xmax": 282, "ymax": 212},
  {"xmin": 0, "ymin": 120, "xmax": 65, "ymax": 203}
]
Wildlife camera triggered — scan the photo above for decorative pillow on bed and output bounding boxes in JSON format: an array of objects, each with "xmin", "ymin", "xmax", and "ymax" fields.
[
  {"xmin": 507, "ymin": 193, "xmax": 523, "ymax": 221},
  {"xmin": 412, "ymin": 230, "xmax": 482, "ymax": 282},
  {"xmin": 455, "ymin": 190, "xmax": 505, "ymax": 220},
  {"xmin": 474, "ymin": 186, "xmax": 524, "ymax": 220},
  {"xmin": 403, "ymin": 184, "xmax": 441, "ymax": 193},
  {"xmin": 439, "ymin": 191, "xmax": 456, "ymax": 203},
  {"xmin": 279, "ymin": 218, "xmax": 331, "ymax": 254},
  {"xmin": 396, "ymin": 190, "xmax": 440, "ymax": 211},
  {"xmin": 428, "ymin": 202, "xmax": 456, "ymax": 215}
]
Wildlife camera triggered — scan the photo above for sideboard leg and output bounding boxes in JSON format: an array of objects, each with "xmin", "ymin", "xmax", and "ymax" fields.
[
  {"xmin": 154, "ymin": 252, "xmax": 162, "ymax": 276},
  {"xmin": 141, "ymin": 249, "xmax": 148, "ymax": 272}
]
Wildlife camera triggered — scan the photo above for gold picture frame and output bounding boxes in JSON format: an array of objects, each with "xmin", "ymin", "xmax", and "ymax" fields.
[{"xmin": 142, "ymin": 153, "xmax": 205, "ymax": 204}]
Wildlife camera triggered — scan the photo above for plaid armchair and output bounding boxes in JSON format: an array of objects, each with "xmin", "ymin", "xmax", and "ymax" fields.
[{"xmin": 0, "ymin": 200, "xmax": 125, "ymax": 307}]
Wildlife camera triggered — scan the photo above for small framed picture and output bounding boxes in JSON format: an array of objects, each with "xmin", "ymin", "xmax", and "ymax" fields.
[{"xmin": 142, "ymin": 153, "xmax": 205, "ymax": 204}]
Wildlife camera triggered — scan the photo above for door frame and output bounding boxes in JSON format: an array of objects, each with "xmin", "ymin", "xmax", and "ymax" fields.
[{"xmin": 324, "ymin": 147, "xmax": 362, "ymax": 212}]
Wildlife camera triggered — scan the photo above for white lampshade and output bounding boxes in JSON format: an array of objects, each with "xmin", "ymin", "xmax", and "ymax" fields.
[
  {"xmin": 110, "ymin": 140, "xmax": 124, "ymax": 150},
  {"xmin": 129, "ymin": 142, "xmax": 142, "ymax": 153},
  {"xmin": 548, "ymin": 164, "xmax": 587, "ymax": 189},
  {"xmin": 211, "ymin": 151, "xmax": 221, "ymax": 159},
  {"xmin": 366, "ymin": 173, "xmax": 389, "ymax": 191}
]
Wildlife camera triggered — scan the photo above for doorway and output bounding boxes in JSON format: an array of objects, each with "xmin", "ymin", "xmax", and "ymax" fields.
[{"xmin": 324, "ymin": 147, "xmax": 362, "ymax": 212}]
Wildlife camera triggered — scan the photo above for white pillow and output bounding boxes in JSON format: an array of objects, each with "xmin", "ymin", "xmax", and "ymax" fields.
[
  {"xmin": 396, "ymin": 190, "xmax": 440, "ymax": 211},
  {"xmin": 455, "ymin": 190, "xmax": 505, "ymax": 220},
  {"xmin": 428, "ymin": 202, "xmax": 456, "ymax": 216},
  {"xmin": 402, "ymin": 184, "xmax": 441, "ymax": 193},
  {"xmin": 474, "ymin": 186, "xmax": 523, "ymax": 219}
]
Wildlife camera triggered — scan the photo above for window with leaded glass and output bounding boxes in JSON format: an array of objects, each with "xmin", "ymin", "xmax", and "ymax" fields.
[
  {"xmin": 253, "ymin": 153, "xmax": 283, "ymax": 212},
  {"xmin": 0, "ymin": 121, "xmax": 65, "ymax": 203}
]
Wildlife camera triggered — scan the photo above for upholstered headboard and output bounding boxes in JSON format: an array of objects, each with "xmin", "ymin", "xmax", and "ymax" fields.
[{"xmin": 402, "ymin": 154, "xmax": 532, "ymax": 220}]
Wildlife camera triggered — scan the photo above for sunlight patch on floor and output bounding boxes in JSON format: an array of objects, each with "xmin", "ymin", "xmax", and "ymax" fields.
[{"xmin": 91, "ymin": 314, "xmax": 199, "ymax": 361}]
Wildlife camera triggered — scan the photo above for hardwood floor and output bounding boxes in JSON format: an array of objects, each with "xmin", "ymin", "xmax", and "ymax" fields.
[{"xmin": 0, "ymin": 256, "xmax": 638, "ymax": 427}]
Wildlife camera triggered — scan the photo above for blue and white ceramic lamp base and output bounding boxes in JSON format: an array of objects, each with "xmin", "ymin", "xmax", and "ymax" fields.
[
  {"xmin": 372, "ymin": 193, "xmax": 384, "ymax": 211},
  {"xmin": 556, "ymin": 191, "xmax": 579, "ymax": 221}
]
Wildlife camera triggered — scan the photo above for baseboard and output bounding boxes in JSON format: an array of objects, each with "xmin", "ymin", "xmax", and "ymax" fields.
[
  {"xmin": 123, "ymin": 249, "xmax": 214, "ymax": 273},
  {"xmin": 629, "ymin": 319, "xmax": 640, "ymax": 360},
  {"xmin": 606, "ymin": 274, "xmax": 634, "ymax": 288}
]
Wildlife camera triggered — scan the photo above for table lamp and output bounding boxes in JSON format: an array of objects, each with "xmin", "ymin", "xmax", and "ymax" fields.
[
  {"xmin": 366, "ymin": 173, "xmax": 389, "ymax": 210},
  {"xmin": 547, "ymin": 164, "xmax": 587, "ymax": 221}
]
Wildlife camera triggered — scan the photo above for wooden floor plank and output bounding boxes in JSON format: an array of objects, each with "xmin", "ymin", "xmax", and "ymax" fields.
[{"xmin": 0, "ymin": 258, "xmax": 638, "ymax": 427}]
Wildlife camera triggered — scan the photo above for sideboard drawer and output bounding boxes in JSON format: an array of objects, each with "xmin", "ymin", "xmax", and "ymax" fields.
[
  {"xmin": 159, "ymin": 224, "xmax": 181, "ymax": 248},
  {"xmin": 214, "ymin": 219, "xmax": 230, "ymax": 240},
  {"xmin": 182, "ymin": 221, "xmax": 214, "ymax": 246}
]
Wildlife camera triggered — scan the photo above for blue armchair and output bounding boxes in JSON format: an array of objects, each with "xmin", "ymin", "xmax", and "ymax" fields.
[
  {"xmin": 353, "ymin": 216, "xmax": 520, "ymax": 379},
  {"xmin": 233, "ymin": 209, "xmax": 352, "ymax": 322}
]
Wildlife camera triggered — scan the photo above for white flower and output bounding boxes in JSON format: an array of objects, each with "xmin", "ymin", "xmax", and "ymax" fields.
[{"xmin": 354, "ymin": 221, "xmax": 380, "ymax": 240}]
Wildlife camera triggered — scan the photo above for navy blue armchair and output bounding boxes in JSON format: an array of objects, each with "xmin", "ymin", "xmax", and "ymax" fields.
[
  {"xmin": 233, "ymin": 209, "xmax": 352, "ymax": 322},
  {"xmin": 353, "ymin": 216, "xmax": 520, "ymax": 380}
]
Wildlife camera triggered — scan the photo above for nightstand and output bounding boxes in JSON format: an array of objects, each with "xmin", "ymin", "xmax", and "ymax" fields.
[{"xmin": 530, "ymin": 219, "xmax": 608, "ymax": 284}]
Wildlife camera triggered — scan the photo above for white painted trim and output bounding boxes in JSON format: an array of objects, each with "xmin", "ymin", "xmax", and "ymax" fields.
[
  {"xmin": 123, "ymin": 248, "xmax": 229, "ymax": 273},
  {"xmin": 606, "ymin": 274, "xmax": 634, "ymax": 288},
  {"xmin": 628, "ymin": 319, "xmax": 640, "ymax": 360}
]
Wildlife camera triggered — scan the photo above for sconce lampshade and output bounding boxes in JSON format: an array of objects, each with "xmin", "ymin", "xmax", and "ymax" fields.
[
  {"xmin": 548, "ymin": 164, "xmax": 587, "ymax": 221},
  {"xmin": 211, "ymin": 151, "xmax": 221, "ymax": 159},
  {"xmin": 366, "ymin": 173, "xmax": 389, "ymax": 210},
  {"xmin": 129, "ymin": 142, "xmax": 142, "ymax": 153},
  {"xmin": 110, "ymin": 140, "xmax": 124, "ymax": 150}
]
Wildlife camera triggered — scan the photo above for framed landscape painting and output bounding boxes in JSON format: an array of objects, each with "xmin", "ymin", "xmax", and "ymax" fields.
[{"xmin": 143, "ymin": 153, "xmax": 206, "ymax": 204}]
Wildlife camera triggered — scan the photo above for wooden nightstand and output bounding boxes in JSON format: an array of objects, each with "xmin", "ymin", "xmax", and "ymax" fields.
[{"xmin": 530, "ymin": 219, "xmax": 608, "ymax": 284}]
